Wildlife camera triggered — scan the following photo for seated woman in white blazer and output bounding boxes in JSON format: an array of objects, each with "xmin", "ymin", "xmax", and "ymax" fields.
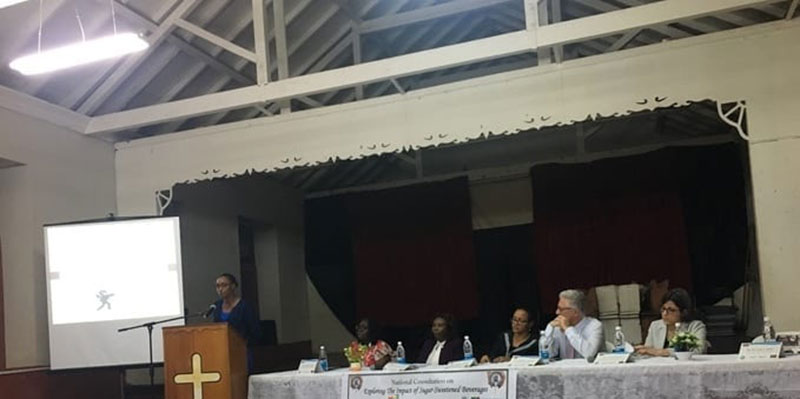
[{"xmin": 635, "ymin": 288, "xmax": 707, "ymax": 356}]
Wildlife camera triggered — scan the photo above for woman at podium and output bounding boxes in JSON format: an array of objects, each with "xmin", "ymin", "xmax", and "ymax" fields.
[{"xmin": 212, "ymin": 273, "xmax": 261, "ymax": 372}]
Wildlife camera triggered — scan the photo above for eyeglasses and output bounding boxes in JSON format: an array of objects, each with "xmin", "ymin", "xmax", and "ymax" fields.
[
  {"xmin": 556, "ymin": 306, "xmax": 576, "ymax": 313},
  {"xmin": 661, "ymin": 307, "xmax": 679, "ymax": 314},
  {"xmin": 510, "ymin": 318, "xmax": 530, "ymax": 324}
]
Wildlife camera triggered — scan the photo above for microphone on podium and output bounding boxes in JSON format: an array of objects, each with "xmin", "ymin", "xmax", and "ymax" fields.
[{"xmin": 203, "ymin": 304, "xmax": 217, "ymax": 318}]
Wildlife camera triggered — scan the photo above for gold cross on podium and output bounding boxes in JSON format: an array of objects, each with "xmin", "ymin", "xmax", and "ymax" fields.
[{"xmin": 173, "ymin": 353, "xmax": 222, "ymax": 399}]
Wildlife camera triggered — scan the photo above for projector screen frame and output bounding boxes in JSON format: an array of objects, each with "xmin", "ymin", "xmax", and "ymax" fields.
[{"xmin": 43, "ymin": 215, "xmax": 186, "ymax": 370}]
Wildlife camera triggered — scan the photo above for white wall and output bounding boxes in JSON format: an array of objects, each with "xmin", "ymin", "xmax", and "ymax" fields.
[
  {"xmin": 0, "ymin": 107, "xmax": 116, "ymax": 368},
  {"xmin": 747, "ymin": 76, "xmax": 800, "ymax": 332},
  {"xmin": 254, "ymin": 227, "xmax": 281, "ymax": 339},
  {"xmin": 175, "ymin": 207, "xmax": 240, "ymax": 317},
  {"xmin": 470, "ymin": 176, "xmax": 533, "ymax": 230},
  {"xmin": 168, "ymin": 176, "xmax": 310, "ymax": 344},
  {"xmin": 307, "ymin": 277, "xmax": 354, "ymax": 355}
]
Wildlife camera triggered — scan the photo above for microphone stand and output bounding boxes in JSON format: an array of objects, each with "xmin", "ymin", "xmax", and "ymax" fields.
[{"xmin": 118, "ymin": 309, "xmax": 210, "ymax": 398}]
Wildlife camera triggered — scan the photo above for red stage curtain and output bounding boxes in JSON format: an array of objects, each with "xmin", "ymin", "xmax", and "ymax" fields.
[
  {"xmin": 532, "ymin": 152, "xmax": 693, "ymax": 313},
  {"xmin": 346, "ymin": 177, "xmax": 479, "ymax": 326}
]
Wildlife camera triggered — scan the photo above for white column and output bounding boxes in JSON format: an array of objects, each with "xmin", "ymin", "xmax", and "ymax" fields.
[{"xmin": 747, "ymin": 80, "xmax": 800, "ymax": 331}]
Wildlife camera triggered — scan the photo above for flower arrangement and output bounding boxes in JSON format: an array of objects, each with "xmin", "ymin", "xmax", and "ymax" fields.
[
  {"xmin": 344, "ymin": 342, "xmax": 368, "ymax": 364},
  {"xmin": 669, "ymin": 331, "xmax": 701, "ymax": 352}
]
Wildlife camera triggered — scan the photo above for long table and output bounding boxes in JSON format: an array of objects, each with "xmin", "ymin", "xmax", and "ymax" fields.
[{"xmin": 248, "ymin": 355, "xmax": 800, "ymax": 399}]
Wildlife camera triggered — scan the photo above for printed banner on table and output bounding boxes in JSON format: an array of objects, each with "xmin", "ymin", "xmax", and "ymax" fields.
[{"xmin": 343, "ymin": 369, "xmax": 514, "ymax": 399}]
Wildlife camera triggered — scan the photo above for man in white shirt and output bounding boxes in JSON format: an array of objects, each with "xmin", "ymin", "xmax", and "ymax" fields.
[{"xmin": 543, "ymin": 289, "xmax": 604, "ymax": 361}]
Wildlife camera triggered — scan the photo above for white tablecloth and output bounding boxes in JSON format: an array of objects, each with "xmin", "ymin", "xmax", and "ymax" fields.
[
  {"xmin": 248, "ymin": 355, "xmax": 800, "ymax": 399},
  {"xmin": 516, "ymin": 355, "xmax": 800, "ymax": 399}
]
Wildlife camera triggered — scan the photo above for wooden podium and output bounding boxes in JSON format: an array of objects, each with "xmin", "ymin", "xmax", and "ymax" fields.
[{"xmin": 163, "ymin": 323, "xmax": 247, "ymax": 399}]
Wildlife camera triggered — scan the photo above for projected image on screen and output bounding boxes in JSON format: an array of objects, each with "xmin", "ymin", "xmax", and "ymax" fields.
[
  {"xmin": 46, "ymin": 219, "xmax": 182, "ymax": 324},
  {"xmin": 44, "ymin": 217, "xmax": 185, "ymax": 370}
]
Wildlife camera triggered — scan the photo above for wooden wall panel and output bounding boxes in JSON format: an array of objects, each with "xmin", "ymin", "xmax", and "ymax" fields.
[
  {"xmin": 0, "ymin": 368, "xmax": 122, "ymax": 399},
  {"xmin": 0, "ymin": 238, "xmax": 5, "ymax": 370}
]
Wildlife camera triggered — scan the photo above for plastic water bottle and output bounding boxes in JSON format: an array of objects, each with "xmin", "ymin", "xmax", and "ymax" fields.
[
  {"xmin": 613, "ymin": 326, "xmax": 626, "ymax": 353},
  {"xmin": 463, "ymin": 335, "xmax": 474, "ymax": 360},
  {"xmin": 318, "ymin": 345, "xmax": 328, "ymax": 371},
  {"xmin": 763, "ymin": 317, "xmax": 776, "ymax": 342},
  {"xmin": 396, "ymin": 341, "xmax": 406, "ymax": 364},
  {"xmin": 538, "ymin": 330, "xmax": 550, "ymax": 364}
]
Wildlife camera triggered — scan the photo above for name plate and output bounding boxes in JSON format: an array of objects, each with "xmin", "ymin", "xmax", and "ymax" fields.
[
  {"xmin": 738, "ymin": 342, "xmax": 782, "ymax": 360},
  {"xmin": 777, "ymin": 332, "xmax": 800, "ymax": 354},
  {"xmin": 298, "ymin": 359, "xmax": 321, "ymax": 373},
  {"xmin": 593, "ymin": 352, "xmax": 631, "ymax": 365},
  {"xmin": 508, "ymin": 355, "xmax": 540, "ymax": 368},
  {"xmin": 446, "ymin": 358, "xmax": 477, "ymax": 368},
  {"xmin": 383, "ymin": 362, "xmax": 413, "ymax": 372}
]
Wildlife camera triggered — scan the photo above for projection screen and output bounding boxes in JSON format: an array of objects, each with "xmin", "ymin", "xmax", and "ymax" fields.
[{"xmin": 44, "ymin": 216, "xmax": 184, "ymax": 369}]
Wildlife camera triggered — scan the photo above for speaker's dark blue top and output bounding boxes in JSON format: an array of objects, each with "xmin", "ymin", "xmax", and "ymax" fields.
[{"xmin": 212, "ymin": 299, "xmax": 261, "ymax": 346}]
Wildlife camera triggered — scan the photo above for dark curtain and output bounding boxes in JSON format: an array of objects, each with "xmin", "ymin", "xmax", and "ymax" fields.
[
  {"xmin": 531, "ymin": 144, "xmax": 748, "ymax": 312},
  {"xmin": 306, "ymin": 177, "xmax": 479, "ymax": 334},
  {"xmin": 473, "ymin": 224, "xmax": 541, "ymax": 346},
  {"xmin": 347, "ymin": 177, "xmax": 479, "ymax": 326},
  {"xmin": 532, "ymin": 149, "xmax": 693, "ymax": 312},
  {"xmin": 305, "ymin": 196, "xmax": 358, "ymax": 332},
  {"xmin": 305, "ymin": 144, "xmax": 748, "ymax": 349},
  {"xmin": 676, "ymin": 145, "xmax": 748, "ymax": 306}
]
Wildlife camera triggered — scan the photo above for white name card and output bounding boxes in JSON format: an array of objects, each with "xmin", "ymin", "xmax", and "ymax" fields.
[
  {"xmin": 593, "ymin": 352, "xmax": 631, "ymax": 365},
  {"xmin": 446, "ymin": 358, "xmax": 477, "ymax": 368},
  {"xmin": 777, "ymin": 332, "xmax": 800, "ymax": 354},
  {"xmin": 297, "ymin": 359, "xmax": 321, "ymax": 373},
  {"xmin": 508, "ymin": 355, "xmax": 540, "ymax": 368},
  {"xmin": 383, "ymin": 362, "xmax": 413, "ymax": 372},
  {"xmin": 738, "ymin": 342, "xmax": 782, "ymax": 360}
]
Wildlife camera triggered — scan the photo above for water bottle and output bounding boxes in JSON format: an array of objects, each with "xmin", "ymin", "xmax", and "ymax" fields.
[
  {"xmin": 613, "ymin": 326, "xmax": 626, "ymax": 353},
  {"xmin": 538, "ymin": 330, "xmax": 550, "ymax": 364},
  {"xmin": 396, "ymin": 341, "xmax": 406, "ymax": 364},
  {"xmin": 763, "ymin": 317, "xmax": 776, "ymax": 342},
  {"xmin": 318, "ymin": 345, "xmax": 328, "ymax": 371},
  {"xmin": 463, "ymin": 335, "xmax": 474, "ymax": 360}
]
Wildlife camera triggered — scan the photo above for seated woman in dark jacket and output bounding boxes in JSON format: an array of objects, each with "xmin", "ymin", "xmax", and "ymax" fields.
[
  {"xmin": 416, "ymin": 314, "xmax": 464, "ymax": 365},
  {"xmin": 481, "ymin": 307, "xmax": 538, "ymax": 363}
]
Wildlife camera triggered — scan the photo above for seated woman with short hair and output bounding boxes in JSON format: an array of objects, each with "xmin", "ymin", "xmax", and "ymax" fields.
[
  {"xmin": 635, "ymin": 288, "xmax": 707, "ymax": 356},
  {"xmin": 480, "ymin": 307, "xmax": 538, "ymax": 363},
  {"xmin": 351, "ymin": 318, "xmax": 393, "ymax": 369},
  {"xmin": 416, "ymin": 314, "xmax": 464, "ymax": 365}
]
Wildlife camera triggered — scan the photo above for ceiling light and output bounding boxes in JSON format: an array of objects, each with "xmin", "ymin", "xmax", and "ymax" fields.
[
  {"xmin": 0, "ymin": 0, "xmax": 30, "ymax": 9},
  {"xmin": 9, "ymin": 33, "xmax": 149, "ymax": 76}
]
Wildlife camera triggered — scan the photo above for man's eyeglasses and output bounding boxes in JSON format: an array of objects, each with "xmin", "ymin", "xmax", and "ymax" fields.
[
  {"xmin": 510, "ymin": 318, "xmax": 529, "ymax": 324},
  {"xmin": 661, "ymin": 307, "xmax": 679, "ymax": 314},
  {"xmin": 556, "ymin": 306, "xmax": 576, "ymax": 313}
]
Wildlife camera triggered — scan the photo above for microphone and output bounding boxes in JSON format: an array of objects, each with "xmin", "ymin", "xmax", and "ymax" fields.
[{"xmin": 203, "ymin": 304, "xmax": 217, "ymax": 318}]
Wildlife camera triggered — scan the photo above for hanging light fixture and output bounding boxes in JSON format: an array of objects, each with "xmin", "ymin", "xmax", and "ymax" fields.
[
  {"xmin": 10, "ymin": 33, "xmax": 149, "ymax": 75},
  {"xmin": 0, "ymin": 0, "xmax": 30, "ymax": 9},
  {"xmin": 8, "ymin": 0, "xmax": 149, "ymax": 75}
]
